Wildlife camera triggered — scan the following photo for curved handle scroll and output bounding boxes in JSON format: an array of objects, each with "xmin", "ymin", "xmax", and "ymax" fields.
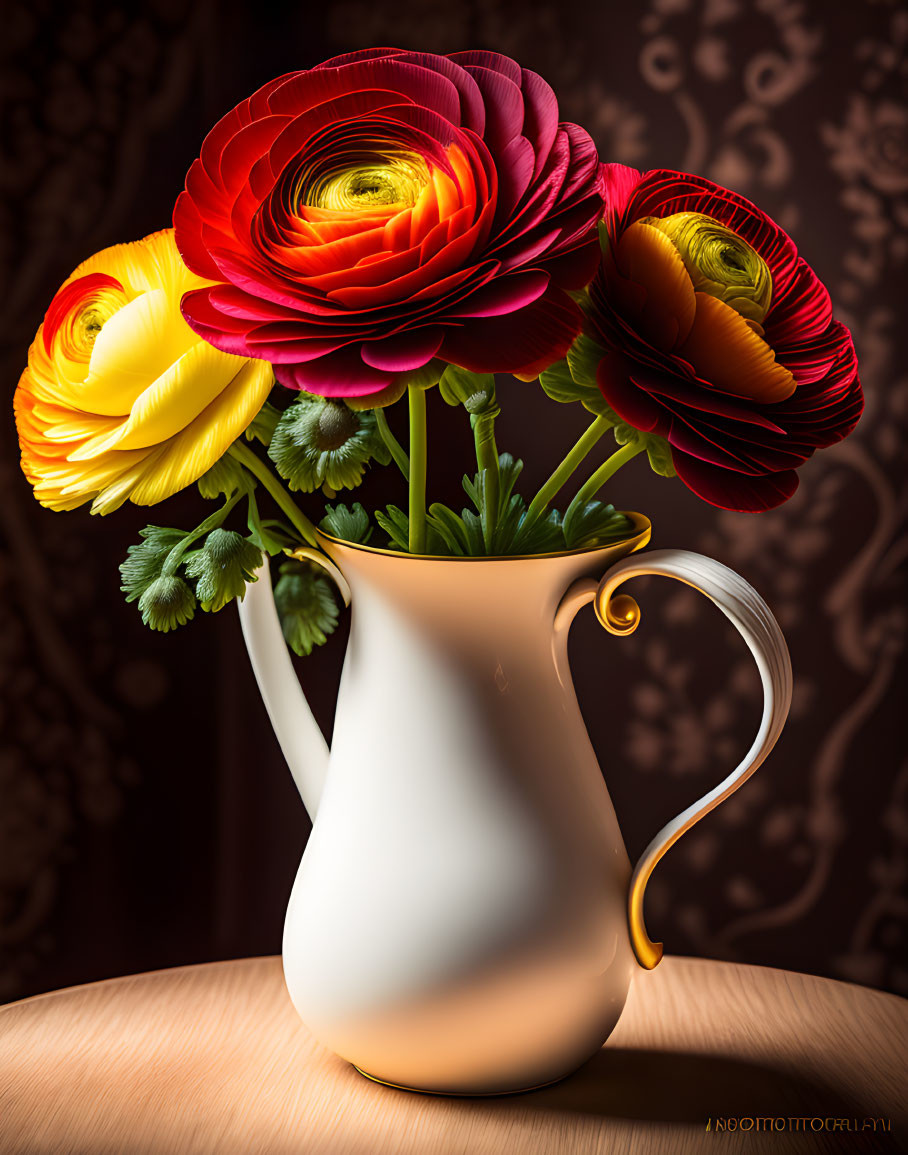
[{"xmin": 593, "ymin": 549, "xmax": 792, "ymax": 970}]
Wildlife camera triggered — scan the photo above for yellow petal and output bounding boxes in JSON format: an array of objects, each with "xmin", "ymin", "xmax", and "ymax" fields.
[
  {"xmin": 116, "ymin": 342, "xmax": 258, "ymax": 451},
  {"xmin": 60, "ymin": 229, "xmax": 208, "ymax": 300},
  {"xmin": 678, "ymin": 293, "xmax": 796, "ymax": 402},
  {"xmin": 123, "ymin": 358, "xmax": 273, "ymax": 506},
  {"xmin": 89, "ymin": 449, "xmax": 168, "ymax": 515},
  {"xmin": 36, "ymin": 405, "xmax": 123, "ymax": 445},
  {"xmin": 70, "ymin": 342, "xmax": 258, "ymax": 457},
  {"xmin": 84, "ymin": 289, "xmax": 197, "ymax": 415}
]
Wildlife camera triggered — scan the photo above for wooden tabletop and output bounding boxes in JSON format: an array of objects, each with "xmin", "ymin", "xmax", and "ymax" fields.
[{"xmin": 1, "ymin": 956, "xmax": 905, "ymax": 1154}]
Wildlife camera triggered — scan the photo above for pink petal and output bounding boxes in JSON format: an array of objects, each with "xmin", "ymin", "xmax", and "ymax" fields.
[
  {"xmin": 449, "ymin": 270, "xmax": 550, "ymax": 318},
  {"xmin": 360, "ymin": 327, "xmax": 444, "ymax": 371},
  {"xmin": 520, "ymin": 69, "xmax": 559, "ymax": 178},
  {"xmin": 275, "ymin": 347, "xmax": 395, "ymax": 395}
]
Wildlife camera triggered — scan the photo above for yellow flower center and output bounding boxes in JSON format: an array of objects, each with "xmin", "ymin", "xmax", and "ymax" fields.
[
  {"xmin": 301, "ymin": 152, "xmax": 430, "ymax": 212},
  {"xmin": 58, "ymin": 289, "xmax": 127, "ymax": 363},
  {"xmin": 78, "ymin": 308, "xmax": 105, "ymax": 348},
  {"xmin": 641, "ymin": 212, "xmax": 772, "ymax": 325}
]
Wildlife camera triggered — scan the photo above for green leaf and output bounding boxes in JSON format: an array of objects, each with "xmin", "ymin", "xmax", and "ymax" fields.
[
  {"xmin": 642, "ymin": 435, "xmax": 677, "ymax": 477},
  {"xmin": 567, "ymin": 332, "xmax": 607, "ymax": 388},
  {"xmin": 562, "ymin": 501, "xmax": 634, "ymax": 550},
  {"xmin": 597, "ymin": 218, "xmax": 611, "ymax": 256},
  {"xmin": 439, "ymin": 364, "xmax": 497, "ymax": 415},
  {"xmin": 244, "ymin": 400, "xmax": 282, "ymax": 447},
  {"xmin": 320, "ymin": 502, "xmax": 373, "ymax": 545},
  {"xmin": 425, "ymin": 504, "xmax": 469, "ymax": 555},
  {"xmin": 539, "ymin": 346, "xmax": 614, "ymax": 419},
  {"xmin": 197, "ymin": 454, "xmax": 252, "ymax": 500},
  {"xmin": 137, "ymin": 575, "xmax": 196, "ymax": 632},
  {"xmin": 460, "ymin": 453, "xmax": 531, "ymax": 554},
  {"xmin": 273, "ymin": 562, "xmax": 340, "ymax": 657},
  {"xmin": 184, "ymin": 529, "xmax": 262, "ymax": 613},
  {"xmin": 375, "ymin": 505, "xmax": 411, "ymax": 552},
  {"xmin": 376, "ymin": 505, "xmax": 448, "ymax": 554},
  {"xmin": 458, "ymin": 509, "xmax": 486, "ymax": 555},
  {"xmin": 120, "ymin": 527, "xmax": 188, "ymax": 604},
  {"xmin": 606, "ymin": 421, "xmax": 676, "ymax": 478},
  {"xmin": 512, "ymin": 509, "xmax": 564, "ymax": 555},
  {"xmin": 269, "ymin": 394, "xmax": 388, "ymax": 492},
  {"xmin": 538, "ymin": 357, "xmax": 583, "ymax": 403},
  {"xmin": 462, "ymin": 452, "xmax": 521, "ymax": 516},
  {"xmin": 557, "ymin": 335, "xmax": 677, "ymax": 478}
]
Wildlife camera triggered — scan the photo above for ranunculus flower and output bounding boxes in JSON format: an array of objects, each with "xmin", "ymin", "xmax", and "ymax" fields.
[
  {"xmin": 173, "ymin": 48, "xmax": 603, "ymax": 398},
  {"xmin": 587, "ymin": 166, "xmax": 863, "ymax": 511},
  {"xmin": 15, "ymin": 230, "xmax": 272, "ymax": 514}
]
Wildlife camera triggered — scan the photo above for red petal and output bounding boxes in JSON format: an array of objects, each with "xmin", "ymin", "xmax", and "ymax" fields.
[
  {"xmin": 672, "ymin": 450, "xmax": 799, "ymax": 512},
  {"xmin": 173, "ymin": 188, "xmax": 223, "ymax": 280},
  {"xmin": 543, "ymin": 241, "xmax": 601, "ymax": 290},
  {"xmin": 766, "ymin": 258, "xmax": 833, "ymax": 347},
  {"xmin": 43, "ymin": 272, "xmax": 123, "ymax": 353},
  {"xmin": 600, "ymin": 163, "xmax": 643, "ymax": 233},
  {"xmin": 596, "ymin": 351, "xmax": 665, "ymax": 433},
  {"xmin": 439, "ymin": 287, "xmax": 581, "ymax": 375}
]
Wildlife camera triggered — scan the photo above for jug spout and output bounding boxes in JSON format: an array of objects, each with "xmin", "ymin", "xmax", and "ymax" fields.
[{"xmin": 237, "ymin": 561, "xmax": 330, "ymax": 819}]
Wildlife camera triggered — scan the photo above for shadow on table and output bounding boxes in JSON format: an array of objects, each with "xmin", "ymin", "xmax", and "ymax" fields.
[{"xmin": 516, "ymin": 1047, "xmax": 875, "ymax": 1128}]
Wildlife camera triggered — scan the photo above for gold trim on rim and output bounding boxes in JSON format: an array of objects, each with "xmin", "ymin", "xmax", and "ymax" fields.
[{"xmin": 317, "ymin": 511, "xmax": 652, "ymax": 562}]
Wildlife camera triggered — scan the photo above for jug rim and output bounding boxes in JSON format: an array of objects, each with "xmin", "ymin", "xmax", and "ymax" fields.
[{"xmin": 316, "ymin": 511, "xmax": 652, "ymax": 562}]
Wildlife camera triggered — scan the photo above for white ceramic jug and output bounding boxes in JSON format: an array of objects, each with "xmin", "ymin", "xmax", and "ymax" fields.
[{"xmin": 238, "ymin": 514, "xmax": 791, "ymax": 1095}]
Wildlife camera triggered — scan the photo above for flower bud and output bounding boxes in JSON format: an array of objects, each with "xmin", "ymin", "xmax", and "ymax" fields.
[
  {"xmin": 184, "ymin": 529, "xmax": 262, "ymax": 613},
  {"xmin": 269, "ymin": 393, "xmax": 388, "ymax": 492},
  {"xmin": 439, "ymin": 365, "xmax": 498, "ymax": 416},
  {"xmin": 138, "ymin": 575, "xmax": 196, "ymax": 632}
]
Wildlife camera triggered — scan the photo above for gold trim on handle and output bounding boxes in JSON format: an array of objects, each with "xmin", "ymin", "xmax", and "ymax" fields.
[
  {"xmin": 591, "ymin": 550, "xmax": 792, "ymax": 973},
  {"xmin": 595, "ymin": 576, "xmax": 662, "ymax": 969},
  {"xmin": 594, "ymin": 588, "xmax": 642, "ymax": 636}
]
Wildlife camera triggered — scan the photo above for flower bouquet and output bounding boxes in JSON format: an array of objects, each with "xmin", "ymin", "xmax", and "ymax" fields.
[{"xmin": 14, "ymin": 49, "xmax": 863, "ymax": 1095}]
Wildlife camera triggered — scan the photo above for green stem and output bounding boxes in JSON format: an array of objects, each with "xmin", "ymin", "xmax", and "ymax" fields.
[
  {"xmin": 228, "ymin": 442, "xmax": 320, "ymax": 549},
  {"xmin": 375, "ymin": 407, "xmax": 410, "ymax": 480},
  {"xmin": 564, "ymin": 440, "xmax": 646, "ymax": 523},
  {"xmin": 524, "ymin": 415, "xmax": 612, "ymax": 526},
  {"xmin": 162, "ymin": 490, "xmax": 244, "ymax": 577},
  {"xmin": 472, "ymin": 410, "xmax": 500, "ymax": 553},
  {"xmin": 408, "ymin": 386, "xmax": 428, "ymax": 554}
]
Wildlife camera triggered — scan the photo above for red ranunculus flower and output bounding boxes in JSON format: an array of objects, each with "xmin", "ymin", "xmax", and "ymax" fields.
[
  {"xmin": 173, "ymin": 49, "xmax": 603, "ymax": 399},
  {"xmin": 588, "ymin": 165, "xmax": 863, "ymax": 511}
]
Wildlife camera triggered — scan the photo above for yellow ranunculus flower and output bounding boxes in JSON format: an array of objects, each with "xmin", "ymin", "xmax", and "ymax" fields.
[{"xmin": 14, "ymin": 229, "xmax": 272, "ymax": 514}]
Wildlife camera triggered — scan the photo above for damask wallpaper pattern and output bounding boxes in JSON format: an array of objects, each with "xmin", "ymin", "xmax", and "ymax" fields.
[{"xmin": 0, "ymin": 0, "xmax": 905, "ymax": 1002}]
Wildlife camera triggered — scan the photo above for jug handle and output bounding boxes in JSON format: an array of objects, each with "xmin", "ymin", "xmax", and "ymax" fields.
[
  {"xmin": 237, "ymin": 548, "xmax": 350, "ymax": 819},
  {"xmin": 562, "ymin": 549, "xmax": 792, "ymax": 970}
]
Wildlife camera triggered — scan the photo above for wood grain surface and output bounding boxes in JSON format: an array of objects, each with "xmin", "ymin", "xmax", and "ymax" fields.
[{"xmin": 0, "ymin": 955, "xmax": 905, "ymax": 1154}]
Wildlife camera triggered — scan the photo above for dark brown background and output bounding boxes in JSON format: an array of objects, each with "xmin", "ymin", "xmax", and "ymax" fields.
[{"xmin": 1, "ymin": 0, "xmax": 906, "ymax": 1003}]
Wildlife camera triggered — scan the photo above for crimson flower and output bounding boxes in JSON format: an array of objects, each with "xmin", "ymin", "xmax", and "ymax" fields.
[
  {"xmin": 588, "ymin": 166, "xmax": 863, "ymax": 511},
  {"xmin": 173, "ymin": 49, "xmax": 602, "ymax": 399}
]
